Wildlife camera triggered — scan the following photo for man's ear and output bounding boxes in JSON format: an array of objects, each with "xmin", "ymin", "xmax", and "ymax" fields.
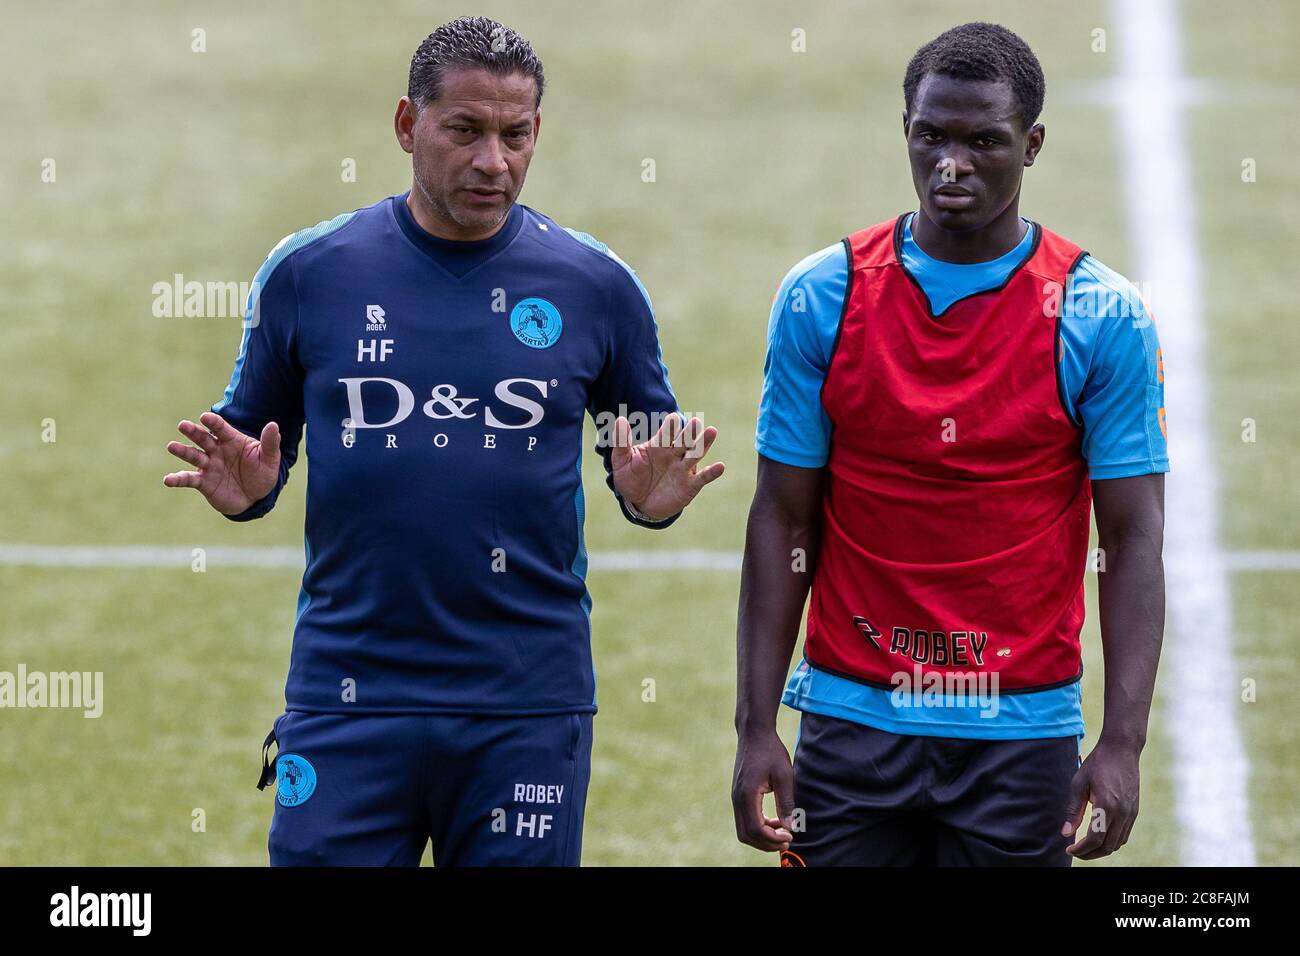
[
  {"xmin": 901, "ymin": 109, "xmax": 910, "ymax": 139},
  {"xmin": 394, "ymin": 96, "xmax": 417, "ymax": 154},
  {"xmin": 1023, "ymin": 122, "xmax": 1045, "ymax": 167},
  {"xmin": 533, "ymin": 108, "xmax": 542, "ymax": 144}
]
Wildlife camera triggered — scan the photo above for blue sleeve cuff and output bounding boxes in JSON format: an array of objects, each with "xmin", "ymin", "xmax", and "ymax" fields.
[
  {"xmin": 616, "ymin": 491, "xmax": 681, "ymax": 530},
  {"xmin": 1089, "ymin": 460, "xmax": 1170, "ymax": 481},
  {"xmin": 754, "ymin": 438, "xmax": 829, "ymax": 470},
  {"xmin": 222, "ymin": 488, "xmax": 280, "ymax": 522}
]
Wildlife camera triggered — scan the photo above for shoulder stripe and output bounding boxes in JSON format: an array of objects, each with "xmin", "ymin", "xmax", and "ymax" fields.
[
  {"xmin": 563, "ymin": 227, "xmax": 677, "ymax": 408},
  {"xmin": 564, "ymin": 227, "xmax": 652, "ymax": 310},
  {"xmin": 215, "ymin": 210, "xmax": 358, "ymax": 412}
]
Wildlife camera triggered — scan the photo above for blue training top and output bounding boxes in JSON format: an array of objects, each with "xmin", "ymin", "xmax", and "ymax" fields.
[{"xmin": 214, "ymin": 193, "xmax": 679, "ymax": 715}]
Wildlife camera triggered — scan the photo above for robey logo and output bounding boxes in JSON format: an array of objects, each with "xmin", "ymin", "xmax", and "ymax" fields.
[{"xmin": 337, "ymin": 377, "xmax": 552, "ymax": 430}]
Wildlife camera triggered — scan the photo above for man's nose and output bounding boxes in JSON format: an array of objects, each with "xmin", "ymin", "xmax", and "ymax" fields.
[
  {"xmin": 936, "ymin": 152, "xmax": 974, "ymax": 181},
  {"xmin": 472, "ymin": 136, "xmax": 510, "ymax": 177}
]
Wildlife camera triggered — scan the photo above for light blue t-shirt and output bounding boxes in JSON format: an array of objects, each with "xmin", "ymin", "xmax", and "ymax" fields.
[{"xmin": 757, "ymin": 213, "xmax": 1169, "ymax": 739}]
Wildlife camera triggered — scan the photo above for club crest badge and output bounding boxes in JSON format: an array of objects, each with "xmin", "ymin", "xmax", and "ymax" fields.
[
  {"xmin": 510, "ymin": 297, "xmax": 562, "ymax": 349},
  {"xmin": 276, "ymin": 753, "xmax": 317, "ymax": 807}
]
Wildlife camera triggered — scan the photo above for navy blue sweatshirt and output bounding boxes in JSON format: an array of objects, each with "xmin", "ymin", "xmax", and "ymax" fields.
[{"xmin": 212, "ymin": 193, "xmax": 680, "ymax": 714}]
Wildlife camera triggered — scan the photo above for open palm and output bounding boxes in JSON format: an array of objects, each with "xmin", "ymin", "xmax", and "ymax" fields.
[
  {"xmin": 163, "ymin": 411, "xmax": 281, "ymax": 515},
  {"xmin": 610, "ymin": 413, "xmax": 724, "ymax": 521}
]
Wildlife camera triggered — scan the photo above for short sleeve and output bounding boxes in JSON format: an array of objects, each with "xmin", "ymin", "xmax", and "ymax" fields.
[
  {"xmin": 1059, "ymin": 255, "xmax": 1169, "ymax": 480},
  {"xmin": 754, "ymin": 243, "xmax": 848, "ymax": 468}
]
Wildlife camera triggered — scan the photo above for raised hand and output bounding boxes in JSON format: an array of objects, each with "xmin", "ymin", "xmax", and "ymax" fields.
[
  {"xmin": 610, "ymin": 413, "xmax": 724, "ymax": 521},
  {"xmin": 163, "ymin": 411, "xmax": 281, "ymax": 516}
]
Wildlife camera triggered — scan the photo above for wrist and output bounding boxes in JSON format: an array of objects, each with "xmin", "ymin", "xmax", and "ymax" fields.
[
  {"xmin": 735, "ymin": 713, "xmax": 780, "ymax": 739},
  {"xmin": 1097, "ymin": 728, "xmax": 1147, "ymax": 754},
  {"xmin": 625, "ymin": 496, "xmax": 674, "ymax": 524}
]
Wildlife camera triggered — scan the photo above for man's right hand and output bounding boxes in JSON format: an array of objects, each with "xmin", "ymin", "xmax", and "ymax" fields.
[
  {"xmin": 731, "ymin": 728, "xmax": 796, "ymax": 852},
  {"xmin": 163, "ymin": 412, "xmax": 281, "ymax": 515}
]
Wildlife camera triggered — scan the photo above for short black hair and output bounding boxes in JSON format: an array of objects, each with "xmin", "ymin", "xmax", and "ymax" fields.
[
  {"xmin": 408, "ymin": 16, "xmax": 545, "ymax": 109},
  {"xmin": 903, "ymin": 22, "xmax": 1045, "ymax": 127}
]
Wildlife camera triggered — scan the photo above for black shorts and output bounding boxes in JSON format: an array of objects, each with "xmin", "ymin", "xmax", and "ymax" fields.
[{"xmin": 784, "ymin": 711, "xmax": 1081, "ymax": 867}]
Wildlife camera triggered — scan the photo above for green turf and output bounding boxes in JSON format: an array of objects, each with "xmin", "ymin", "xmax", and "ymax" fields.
[
  {"xmin": 1181, "ymin": 0, "xmax": 1300, "ymax": 866},
  {"xmin": 0, "ymin": 0, "xmax": 1293, "ymax": 865}
]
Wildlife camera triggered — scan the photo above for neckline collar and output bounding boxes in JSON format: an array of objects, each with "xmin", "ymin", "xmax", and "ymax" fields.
[
  {"xmin": 391, "ymin": 191, "xmax": 524, "ymax": 261},
  {"xmin": 891, "ymin": 212, "xmax": 1043, "ymax": 318},
  {"xmin": 903, "ymin": 211, "xmax": 1035, "ymax": 268}
]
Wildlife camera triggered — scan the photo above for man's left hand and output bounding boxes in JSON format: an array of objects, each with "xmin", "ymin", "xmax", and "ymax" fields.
[{"xmin": 610, "ymin": 413, "xmax": 724, "ymax": 521}]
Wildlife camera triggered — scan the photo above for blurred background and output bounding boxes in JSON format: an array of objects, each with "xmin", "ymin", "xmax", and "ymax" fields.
[{"xmin": 1, "ymin": 0, "xmax": 1295, "ymax": 865}]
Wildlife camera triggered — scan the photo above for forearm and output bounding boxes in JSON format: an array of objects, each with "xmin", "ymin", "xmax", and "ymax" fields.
[
  {"xmin": 735, "ymin": 505, "xmax": 818, "ymax": 734},
  {"xmin": 1096, "ymin": 530, "xmax": 1165, "ymax": 749}
]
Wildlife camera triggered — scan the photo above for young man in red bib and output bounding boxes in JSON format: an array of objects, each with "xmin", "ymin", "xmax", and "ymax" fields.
[{"xmin": 732, "ymin": 22, "xmax": 1168, "ymax": 866}]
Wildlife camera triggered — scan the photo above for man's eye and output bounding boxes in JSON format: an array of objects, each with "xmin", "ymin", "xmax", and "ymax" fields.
[
  {"xmin": 450, "ymin": 126, "xmax": 474, "ymax": 135},
  {"xmin": 920, "ymin": 131, "xmax": 941, "ymax": 143},
  {"xmin": 976, "ymin": 137, "xmax": 999, "ymax": 148}
]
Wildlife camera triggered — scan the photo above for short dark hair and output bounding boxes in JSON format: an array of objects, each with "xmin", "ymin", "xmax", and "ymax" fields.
[
  {"xmin": 903, "ymin": 22, "xmax": 1045, "ymax": 127},
  {"xmin": 408, "ymin": 16, "xmax": 545, "ymax": 109}
]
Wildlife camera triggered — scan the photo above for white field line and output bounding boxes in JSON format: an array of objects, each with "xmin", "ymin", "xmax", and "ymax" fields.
[
  {"xmin": 0, "ymin": 545, "xmax": 307, "ymax": 569},
  {"xmin": 0, "ymin": 544, "xmax": 1295, "ymax": 573},
  {"xmin": 1112, "ymin": 0, "xmax": 1255, "ymax": 865},
  {"xmin": 0, "ymin": 545, "xmax": 744, "ymax": 571},
  {"xmin": 1222, "ymin": 551, "xmax": 1300, "ymax": 572}
]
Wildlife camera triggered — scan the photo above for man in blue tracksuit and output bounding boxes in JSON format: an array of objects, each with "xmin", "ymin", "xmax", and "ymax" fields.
[{"xmin": 162, "ymin": 16, "xmax": 724, "ymax": 865}]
